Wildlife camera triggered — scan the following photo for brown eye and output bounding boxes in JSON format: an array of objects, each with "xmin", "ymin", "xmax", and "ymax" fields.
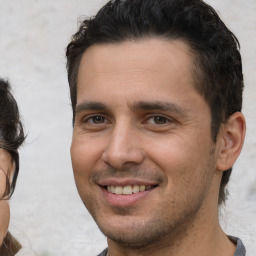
[
  {"xmin": 145, "ymin": 115, "xmax": 175, "ymax": 132},
  {"xmin": 153, "ymin": 116, "xmax": 168, "ymax": 124},
  {"xmin": 80, "ymin": 114, "xmax": 110, "ymax": 131},
  {"xmin": 147, "ymin": 116, "xmax": 170, "ymax": 125},
  {"xmin": 90, "ymin": 116, "xmax": 106, "ymax": 124}
]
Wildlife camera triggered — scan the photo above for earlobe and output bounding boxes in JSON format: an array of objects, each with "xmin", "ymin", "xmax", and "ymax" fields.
[{"xmin": 216, "ymin": 112, "xmax": 246, "ymax": 171}]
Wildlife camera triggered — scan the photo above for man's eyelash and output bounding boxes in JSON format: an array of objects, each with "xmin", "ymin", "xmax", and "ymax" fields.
[
  {"xmin": 146, "ymin": 115, "xmax": 174, "ymax": 124},
  {"xmin": 82, "ymin": 115, "xmax": 108, "ymax": 124}
]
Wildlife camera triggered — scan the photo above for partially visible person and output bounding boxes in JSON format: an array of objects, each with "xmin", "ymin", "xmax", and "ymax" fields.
[
  {"xmin": 0, "ymin": 78, "xmax": 35, "ymax": 256},
  {"xmin": 66, "ymin": 0, "xmax": 246, "ymax": 255}
]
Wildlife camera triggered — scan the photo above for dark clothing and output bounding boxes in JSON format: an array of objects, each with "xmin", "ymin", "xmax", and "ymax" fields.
[
  {"xmin": 229, "ymin": 236, "xmax": 246, "ymax": 256},
  {"xmin": 97, "ymin": 248, "xmax": 108, "ymax": 256},
  {"xmin": 97, "ymin": 236, "xmax": 246, "ymax": 256}
]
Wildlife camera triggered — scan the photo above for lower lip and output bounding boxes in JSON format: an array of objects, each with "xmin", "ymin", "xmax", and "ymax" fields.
[{"xmin": 100, "ymin": 187, "xmax": 155, "ymax": 206}]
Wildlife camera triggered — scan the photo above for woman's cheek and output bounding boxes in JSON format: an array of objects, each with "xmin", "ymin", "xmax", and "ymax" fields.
[{"xmin": 0, "ymin": 200, "xmax": 10, "ymax": 245}]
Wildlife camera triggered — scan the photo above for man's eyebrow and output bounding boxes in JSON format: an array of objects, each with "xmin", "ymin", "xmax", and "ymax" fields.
[
  {"xmin": 129, "ymin": 101, "xmax": 187, "ymax": 115},
  {"xmin": 75, "ymin": 100, "xmax": 188, "ymax": 117},
  {"xmin": 75, "ymin": 101, "xmax": 108, "ymax": 114}
]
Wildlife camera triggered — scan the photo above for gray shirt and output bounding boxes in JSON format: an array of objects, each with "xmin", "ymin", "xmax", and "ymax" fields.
[
  {"xmin": 97, "ymin": 236, "xmax": 246, "ymax": 256},
  {"xmin": 229, "ymin": 236, "xmax": 246, "ymax": 256}
]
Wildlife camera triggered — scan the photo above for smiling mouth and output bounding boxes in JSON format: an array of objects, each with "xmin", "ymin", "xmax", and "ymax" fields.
[{"xmin": 105, "ymin": 185, "xmax": 157, "ymax": 195}]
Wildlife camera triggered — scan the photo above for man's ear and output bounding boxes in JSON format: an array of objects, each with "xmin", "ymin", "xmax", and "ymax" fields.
[{"xmin": 216, "ymin": 112, "xmax": 246, "ymax": 171}]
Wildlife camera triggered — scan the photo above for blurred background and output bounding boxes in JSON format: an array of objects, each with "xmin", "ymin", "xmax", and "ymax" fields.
[{"xmin": 0, "ymin": 0, "xmax": 255, "ymax": 255}]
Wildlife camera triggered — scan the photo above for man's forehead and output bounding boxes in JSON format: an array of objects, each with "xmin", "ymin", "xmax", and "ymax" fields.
[
  {"xmin": 76, "ymin": 38, "xmax": 196, "ymax": 91},
  {"xmin": 75, "ymin": 38, "xmax": 204, "ymax": 112},
  {"xmin": 78, "ymin": 38, "xmax": 194, "ymax": 73}
]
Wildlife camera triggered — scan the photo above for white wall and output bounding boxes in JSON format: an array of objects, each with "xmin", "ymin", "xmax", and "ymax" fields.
[{"xmin": 0, "ymin": 1, "xmax": 255, "ymax": 255}]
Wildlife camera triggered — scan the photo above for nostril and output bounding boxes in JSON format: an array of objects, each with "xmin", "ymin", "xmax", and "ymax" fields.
[{"xmin": 102, "ymin": 149, "xmax": 145, "ymax": 169}]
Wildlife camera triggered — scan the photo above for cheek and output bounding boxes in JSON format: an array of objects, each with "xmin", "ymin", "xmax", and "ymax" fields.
[
  {"xmin": 0, "ymin": 170, "xmax": 10, "ymax": 241},
  {"xmin": 71, "ymin": 138, "xmax": 98, "ymax": 171},
  {"xmin": 70, "ymin": 140, "xmax": 103, "ymax": 216},
  {"xmin": 70, "ymin": 138, "xmax": 103, "ymax": 193},
  {"xmin": 146, "ymin": 133, "xmax": 213, "ymax": 185},
  {"xmin": 148, "ymin": 135, "xmax": 200, "ymax": 165},
  {"xmin": 0, "ymin": 201, "xmax": 10, "ymax": 244},
  {"xmin": 0, "ymin": 169, "xmax": 8, "ymax": 197}
]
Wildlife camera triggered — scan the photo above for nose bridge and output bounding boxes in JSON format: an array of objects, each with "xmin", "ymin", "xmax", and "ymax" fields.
[{"xmin": 102, "ymin": 119, "xmax": 144, "ymax": 168}]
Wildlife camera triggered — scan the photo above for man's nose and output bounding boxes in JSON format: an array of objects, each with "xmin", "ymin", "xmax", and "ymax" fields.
[{"xmin": 102, "ymin": 124, "xmax": 144, "ymax": 168}]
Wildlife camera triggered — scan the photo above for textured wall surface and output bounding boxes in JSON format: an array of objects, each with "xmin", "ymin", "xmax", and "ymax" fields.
[{"xmin": 0, "ymin": 1, "xmax": 255, "ymax": 255}]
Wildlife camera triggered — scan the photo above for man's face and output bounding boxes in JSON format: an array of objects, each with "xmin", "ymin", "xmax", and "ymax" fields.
[{"xmin": 71, "ymin": 39, "xmax": 221, "ymax": 247}]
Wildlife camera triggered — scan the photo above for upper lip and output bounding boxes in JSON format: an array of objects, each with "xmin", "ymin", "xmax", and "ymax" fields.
[{"xmin": 98, "ymin": 178, "xmax": 158, "ymax": 187}]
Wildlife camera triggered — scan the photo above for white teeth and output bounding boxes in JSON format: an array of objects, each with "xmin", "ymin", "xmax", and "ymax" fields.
[
  {"xmin": 106, "ymin": 185, "xmax": 153, "ymax": 195},
  {"xmin": 123, "ymin": 185, "xmax": 133, "ymax": 195},
  {"xmin": 132, "ymin": 185, "xmax": 140, "ymax": 194},
  {"xmin": 115, "ymin": 186, "xmax": 123, "ymax": 195},
  {"xmin": 139, "ymin": 185, "xmax": 145, "ymax": 192},
  {"xmin": 111, "ymin": 186, "xmax": 115, "ymax": 193}
]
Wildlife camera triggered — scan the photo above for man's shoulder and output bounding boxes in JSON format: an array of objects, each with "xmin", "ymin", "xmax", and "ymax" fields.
[
  {"xmin": 229, "ymin": 236, "xmax": 246, "ymax": 256},
  {"xmin": 97, "ymin": 248, "xmax": 108, "ymax": 256}
]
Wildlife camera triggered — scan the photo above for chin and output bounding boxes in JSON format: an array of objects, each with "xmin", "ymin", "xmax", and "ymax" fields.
[{"xmin": 95, "ymin": 214, "xmax": 173, "ymax": 249}]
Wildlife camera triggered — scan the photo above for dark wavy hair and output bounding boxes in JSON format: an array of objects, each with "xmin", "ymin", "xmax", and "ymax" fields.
[
  {"xmin": 66, "ymin": 0, "xmax": 244, "ymax": 204},
  {"xmin": 0, "ymin": 79, "xmax": 25, "ymax": 199},
  {"xmin": 0, "ymin": 232, "xmax": 21, "ymax": 256},
  {"xmin": 0, "ymin": 78, "xmax": 25, "ymax": 254}
]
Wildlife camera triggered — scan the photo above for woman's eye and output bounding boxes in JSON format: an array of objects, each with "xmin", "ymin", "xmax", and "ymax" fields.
[{"xmin": 148, "ymin": 116, "xmax": 169, "ymax": 124}]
